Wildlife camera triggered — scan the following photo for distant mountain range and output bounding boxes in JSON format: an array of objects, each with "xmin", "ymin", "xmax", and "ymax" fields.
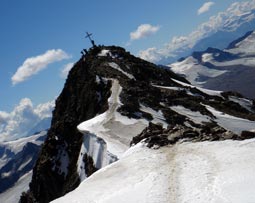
[
  {"xmin": 169, "ymin": 30, "xmax": 255, "ymax": 99},
  {"xmin": 0, "ymin": 131, "xmax": 46, "ymax": 202},
  {"xmin": 159, "ymin": 6, "xmax": 255, "ymax": 64}
]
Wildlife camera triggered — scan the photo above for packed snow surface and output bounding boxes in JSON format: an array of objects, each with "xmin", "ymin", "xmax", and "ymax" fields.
[{"xmin": 52, "ymin": 138, "xmax": 255, "ymax": 203}]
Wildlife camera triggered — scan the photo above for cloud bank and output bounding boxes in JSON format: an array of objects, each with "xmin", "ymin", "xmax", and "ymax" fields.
[
  {"xmin": 12, "ymin": 49, "xmax": 70, "ymax": 85},
  {"xmin": 60, "ymin": 62, "xmax": 74, "ymax": 79},
  {"xmin": 198, "ymin": 2, "xmax": 215, "ymax": 15},
  {"xmin": 130, "ymin": 24, "xmax": 160, "ymax": 41},
  {"xmin": 0, "ymin": 98, "xmax": 55, "ymax": 142},
  {"xmin": 139, "ymin": 0, "xmax": 255, "ymax": 63}
]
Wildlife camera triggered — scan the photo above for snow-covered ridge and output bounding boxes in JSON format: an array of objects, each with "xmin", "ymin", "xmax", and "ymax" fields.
[
  {"xmin": 170, "ymin": 56, "xmax": 227, "ymax": 85},
  {"xmin": 228, "ymin": 31, "xmax": 255, "ymax": 55},
  {"xmin": 52, "ymin": 138, "xmax": 255, "ymax": 203}
]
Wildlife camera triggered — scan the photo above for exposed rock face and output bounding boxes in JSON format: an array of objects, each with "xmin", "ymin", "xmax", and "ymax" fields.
[
  {"xmin": 21, "ymin": 45, "xmax": 255, "ymax": 203},
  {"xmin": 131, "ymin": 122, "xmax": 254, "ymax": 149}
]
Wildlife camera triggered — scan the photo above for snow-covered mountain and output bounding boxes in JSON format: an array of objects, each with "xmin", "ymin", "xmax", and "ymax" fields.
[
  {"xmin": 20, "ymin": 45, "xmax": 255, "ymax": 203},
  {"xmin": 0, "ymin": 131, "xmax": 46, "ymax": 202},
  {"xmin": 155, "ymin": 1, "xmax": 255, "ymax": 64},
  {"xmin": 170, "ymin": 30, "xmax": 255, "ymax": 99}
]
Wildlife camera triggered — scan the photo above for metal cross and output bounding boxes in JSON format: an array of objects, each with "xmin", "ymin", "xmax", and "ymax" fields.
[{"xmin": 85, "ymin": 32, "xmax": 95, "ymax": 46}]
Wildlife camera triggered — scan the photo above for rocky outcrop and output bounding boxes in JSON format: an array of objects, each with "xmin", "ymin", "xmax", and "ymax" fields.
[{"xmin": 131, "ymin": 122, "xmax": 255, "ymax": 148}]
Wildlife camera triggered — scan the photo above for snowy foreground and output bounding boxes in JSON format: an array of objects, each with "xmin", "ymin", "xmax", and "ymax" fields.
[{"xmin": 52, "ymin": 138, "xmax": 255, "ymax": 203}]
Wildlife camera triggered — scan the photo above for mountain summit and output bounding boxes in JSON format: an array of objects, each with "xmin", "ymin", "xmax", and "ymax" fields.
[{"xmin": 21, "ymin": 45, "xmax": 255, "ymax": 203}]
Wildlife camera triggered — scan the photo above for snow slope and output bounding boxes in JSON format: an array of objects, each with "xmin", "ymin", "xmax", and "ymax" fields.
[
  {"xmin": 0, "ymin": 171, "xmax": 32, "ymax": 203},
  {"xmin": 0, "ymin": 131, "xmax": 46, "ymax": 168},
  {"xmin": 171, "ymin": 57, "xmax": 227, "ymax": 85},
  {"xmin": 228, "ymin": 31, "xmax": 255, "ymax": 55},
  {"xmin": 53, "ymin": 138, "xmax": 255, "ymax": 203}
]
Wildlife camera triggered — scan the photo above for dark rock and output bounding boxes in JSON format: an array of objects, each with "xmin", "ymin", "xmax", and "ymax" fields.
[{"xmin": 240, "ymin": 131, "xmax": 255, "ymax": 140}]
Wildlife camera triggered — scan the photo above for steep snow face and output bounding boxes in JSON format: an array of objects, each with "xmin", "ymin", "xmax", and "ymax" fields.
[
  {"xmin": 77, "ymin": 133, "xmax": 117, "ymax": 181},
  {"xmin": 170, "ymin": 57, "xmax": 227, "ymax": 85},
  {"xmin": 52, "ymin": 138, "xmax": 255, "ymax": 203}
]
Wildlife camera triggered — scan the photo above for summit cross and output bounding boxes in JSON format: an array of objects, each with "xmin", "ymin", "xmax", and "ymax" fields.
[{"xmin": 85, "ymin": 32, "xmax": 95, "ymax": 47}]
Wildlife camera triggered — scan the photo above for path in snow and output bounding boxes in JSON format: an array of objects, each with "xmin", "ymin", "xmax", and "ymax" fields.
[{"xmin": 52, "ymin": 138, "xmax": 255, "ymax": 203}]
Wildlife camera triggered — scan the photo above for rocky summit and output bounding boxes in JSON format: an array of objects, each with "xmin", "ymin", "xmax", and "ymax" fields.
[{"xmin": 20, "ymin": 45, "xmax": 255, "ymax": 203}]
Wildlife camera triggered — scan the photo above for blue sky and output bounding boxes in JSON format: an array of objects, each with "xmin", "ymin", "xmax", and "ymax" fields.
[{"xmin": 1, "ymin": 0, "xmax": 254, "ymax": 141}]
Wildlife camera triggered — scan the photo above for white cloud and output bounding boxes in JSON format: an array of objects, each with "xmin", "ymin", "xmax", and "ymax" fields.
[
  {"xmin": 12, "ymin": 49, "xmax": 71, "ymax": 85},
  {"xmin": 60, "ymin": 62, "xmax": 74, "ymax": 79},
  {"xmin": 138, "ymin": 0, "xmax": 255, "ymax": 63},
  {"xmin": 139, "ymin": 48, "xmax": 164, "ymax": 63},
  {"xmin": 130, "ymin": 24, "xmax": 160, "ymax": 41},
  {"xmin": 198, "ymin": 2, "xmax": 215, "ymax": 15},
  {"xmin": 0, "ymin": 98, "xmax": 55, "ymax": 142}
]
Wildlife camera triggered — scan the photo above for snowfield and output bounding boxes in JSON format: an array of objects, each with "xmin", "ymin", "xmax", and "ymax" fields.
[
  {"xmin": 52, "ymin": 138, "xmax": 255, "ymax": 203},
  {"xmin": 170, "ymin": 56, "xmax": 227, "ymax": 85},
  {"xmin": 0, "ymin": 172, "xmax": 32, "ymax": 203}
]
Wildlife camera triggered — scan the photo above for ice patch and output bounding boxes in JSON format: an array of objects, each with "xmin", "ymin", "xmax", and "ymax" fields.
[
  {"xmin": 98, "ymin": 49, "xmax": 111, "ymax": 57},
  {"xmin": 108, "ymin": 62, "xmax": 135, "ymax": 80}
]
